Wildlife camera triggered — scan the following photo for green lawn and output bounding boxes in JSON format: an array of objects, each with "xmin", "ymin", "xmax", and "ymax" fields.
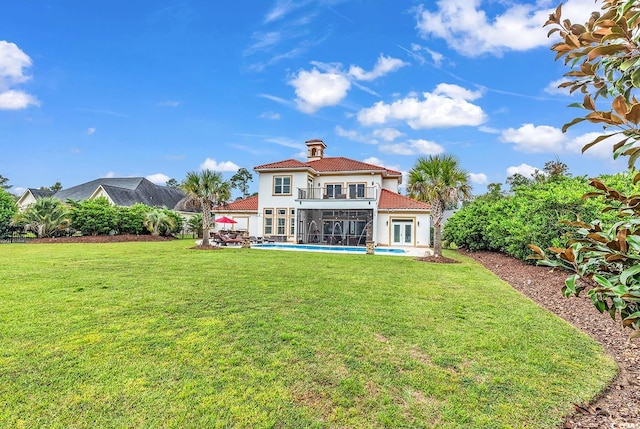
[{"xmin": 0, "ymin": 240, "xmax": 616, "ymax": 428}]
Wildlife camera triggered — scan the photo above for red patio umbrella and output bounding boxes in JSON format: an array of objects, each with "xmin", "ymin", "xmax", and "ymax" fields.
[{"xmin": 214, "ymin": 216, "xmax": 237, "ymax": 231}]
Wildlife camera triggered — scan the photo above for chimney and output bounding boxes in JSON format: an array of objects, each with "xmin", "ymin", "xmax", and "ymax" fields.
[{"xmin": 305, "ymin": 139, "xmax": 326, "ymax": 161}]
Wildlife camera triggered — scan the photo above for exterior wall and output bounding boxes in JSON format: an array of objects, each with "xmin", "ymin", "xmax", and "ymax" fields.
[
  {"xmin": 90, "ymin": 187, "xmax": 115, "ymax": 204},
  {"xmin": 17, "ymin": 192, "xmax": 36, "ymax": 211},
  {"xmin": 314, "ymin": 173, "xmax": 384, "ymax": 196},
  {"xmin": 381, "ymin": 177, "xmax": 400, "ymax": 193},
  {"xmin": 256, "ymin": 170, "xmax": 308, "ymax": 240},
  {"xmin": 210, "ymin": 211, "xmax": 260, "ymax": 236},
  {"xmin": 376, "ymin": 211, "xmax": 431, "ymax": 247}
]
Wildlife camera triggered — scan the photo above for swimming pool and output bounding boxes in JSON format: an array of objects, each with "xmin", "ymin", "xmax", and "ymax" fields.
[{"xmin": 252, "ymin": 243, "xmax": 406, "ymax": 255}]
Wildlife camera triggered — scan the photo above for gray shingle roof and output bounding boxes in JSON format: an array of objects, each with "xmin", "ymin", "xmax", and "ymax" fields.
[
  {"xmin": 53, "ymin": 177, "xmax": 185, "ymax": 209},
  {"xmin": 28, "ymin": 188, "xmax": 55, "ymax": 199}
]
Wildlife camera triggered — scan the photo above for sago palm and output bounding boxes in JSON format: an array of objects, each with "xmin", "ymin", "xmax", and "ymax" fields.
[
  {"xmin": 13, "ymin": 196, "xmax": 71, "ymax": 238},
  {"xmin": 143, "ymin": 209, "xmax": 176, "ymax": 236},
  {"xmin": 181, "ymin": 170, "xmax": 230, "ymax": 246},
  {"xmin": 408, "ymin": 154, "xmax": 471, "ymax": 257}
]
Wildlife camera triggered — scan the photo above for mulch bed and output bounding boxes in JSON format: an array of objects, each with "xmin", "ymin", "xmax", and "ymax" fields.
[{"xmin": 461, "ymin": 250, "xmax": 639, "ymax": 429}]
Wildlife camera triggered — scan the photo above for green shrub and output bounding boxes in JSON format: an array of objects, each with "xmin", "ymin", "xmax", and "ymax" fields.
[
  {"xmin": 530, "ymin": 178, "xmax": 640, "ymax": 336},
  {"xmin": 162, "ymin": 209, "xmax": 183, "ymax": 236},
  {"xmin": 69, "ymin": 199, "xmax": 182, "ymax": 237},
  {"xmin": 69, "ymin": 197, "xmax": 121, "ymax": 236},
  {"xmin": 444, "ymin": 173, "xmax": 639, "ymax": 261},
  {"xmin": 117, "ymin": 204, "xmax": 150, "ymax": 235},
  {"xmin": 0, "ymin": 189, "xmax": 17, "ymax": 238}
]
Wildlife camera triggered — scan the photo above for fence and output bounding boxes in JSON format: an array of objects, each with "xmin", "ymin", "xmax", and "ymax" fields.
[{"xmin": 0, "ymin": 231, "xmax": 35, "ymax": 244}]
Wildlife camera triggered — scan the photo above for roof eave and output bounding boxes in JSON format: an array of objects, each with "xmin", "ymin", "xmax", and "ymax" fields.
[{"xmin": 378, "ymin": 208, "xmax": 431, "ymax": 212}]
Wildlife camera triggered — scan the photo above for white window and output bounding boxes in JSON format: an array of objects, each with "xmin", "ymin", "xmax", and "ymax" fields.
[
  {"xmin": 348, "ymin": 183, "xmax": 366, "ymax": 199},
  {"xmin": 264, "ymin": 209, "xmax": 274, "ymax": 235},
  {"xmin": 274, "ymin": 176, "xmax": 292, "ymax": 195},
  {"xmin": 325, "ymin": 183, "xmax": 343, "ymax": 198}
]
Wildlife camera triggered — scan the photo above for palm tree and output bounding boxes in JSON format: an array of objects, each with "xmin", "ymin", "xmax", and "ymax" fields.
[
  {"xmin": 186, "ymin": 213, "xmax": 203, "ymax": 238},
  {"xmin": 407, "ymin": 154, "xmax": 471, "ymax": 257},
  {"xmin": 181, "ymin": 170, "xmax": 230, "ymax": 246},
  {"xmin": 143, "ymin": 209, "xmax": 176, "ymax": 236},
  {"xmin": 12, "ymin": 196, "xmax": 71, "ymax": 238}
]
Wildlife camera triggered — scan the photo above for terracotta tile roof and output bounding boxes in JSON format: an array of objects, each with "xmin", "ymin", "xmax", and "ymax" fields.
[
  {"xmin": 378, "ymin": 189, "xmax": 431, "ymax": 210},
  {"xmin": 254, "ymin": 159, "xmax": 307, "ymax": 169},
  {"xmin": 213, "ymin": 195, "xmax": 258, "ymax": 212},
  {"xmin": 254, "ymin": 156, "xmax": 401, "ymax": 177},
  {"xmin": 308, "ymin": 157, "xmax": 401, "ymax": 176}
]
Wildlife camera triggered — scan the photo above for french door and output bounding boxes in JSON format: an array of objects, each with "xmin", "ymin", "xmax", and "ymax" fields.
[{"xmin": 391, "ymin": 219, "xmax": 413, "ymax": 245}]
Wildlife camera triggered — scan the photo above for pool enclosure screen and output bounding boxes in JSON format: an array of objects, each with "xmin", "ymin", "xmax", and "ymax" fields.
[{"xmin": 296, "ymin": 209, "xmax": 374, "ymax": 246}]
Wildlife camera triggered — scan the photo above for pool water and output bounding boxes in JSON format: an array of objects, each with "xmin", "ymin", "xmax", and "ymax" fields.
[{"xmin": 252, "ymin": 243, "xmax": 406, "ymax": 255}]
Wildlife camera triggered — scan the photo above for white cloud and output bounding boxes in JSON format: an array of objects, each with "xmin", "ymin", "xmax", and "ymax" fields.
[
  {"xmin": 434, "ymin": 83, "xmax": 483, "ymax": 100},
  {"xmin": 103, "ymin": 171, "xmax": 116, "ymax": 178},
  {"xmin": 380, "ymin": 139, "xmax": 445, "ymax": 156},
  {"xmin": 259, "ymin": 111, "xmax": 281, "ymax": 120},
  {"xmin": 258, "ymin": 93, "xmax": 292, "ymax": 106},
  {"xmin": 478, "ymin": 126, "xmax": 500, "ymax": 134},
  {"xmin": 200, "ymin": 158, "xmax": 240, "ymax": 172},
  {"xmin": 357, "ymin": 84, "xmax": 487, "ymax": 129},
  {"xmin": 265, "ymin": 137, "xmax": 305, "ymax": 150},
  {"xmin": 0, "ymin": 41, "xmax": 39, "ymax": 110},
  {"xmin": 372, "ymin": 127, "xmax": 404, "ymax": 142},
  {"xmin": 0, "ymin": 41, "xmax": 31, "ymax": 87},
  {"xmin": 506, "ymin": 163, "xmax": 539, "ymax": 178},
  {"xmin": 362, "ymin": 157, "xmax": 401, "ymax": 174},
  {"xmin": 245, "ymin": 31, "xmax": 283, "ymax": 54},
  {"xmin": 264, "ymin": 0, "xmax": 308, "ymax": 23},
  {"xmin": 289, "ymin": 67, "xmax": 351, "ymax": 113},
  {"xmin": 86, "ymin": 127, "xmax": 96, "ymax": 135},
  {"xmin": 348, "ymin": 54, "xmax": 408, "ymax": 81},
  {"xmin": 0, "ymin": 90, "xmax": 39, "ymax": 110},
  {"xmin": 415, "ymin": 0, "xmax": 595, "ymax": 57},
  {"xmin": 146, "ymin": 173, "xmax": 171, "ymax": 185},
  {"xmin": 363, "ymin": 157, "xmax": 384, "ymax": 166},
  {"xmin": 469, "ymin": 172, "xmax": 488, "ymax": 184},
  {"xmin": 12, "ymin": 186, "xmax": 25, "ymax": 197},
  {"xmin": 544, "ymin": 78, "xmax": 573, "ymax": 95},
  {"xmin": 410, "ymin": 43, "xmax": 445, "ymax": 67},
  {"xmin": 500, "ymin": 123, "xmax": 565, "ymax": 153},
  {"xmin": 288, "ymin": 55, "xmax": 408, "ymax": 114},
  {"xmin": 566, "ymin": 132, "xmax": 621, "ymax": 159},
  {"xmin": 334, "ymin": 125, "xmax": 375, "ymax": 144}
]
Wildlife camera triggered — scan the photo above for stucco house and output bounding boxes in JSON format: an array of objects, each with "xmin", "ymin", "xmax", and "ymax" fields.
[
  {"xmin": 17, "ymin": 177, "xmax": 186, "ymax": 212},
  {"xmin": 214, "ymin": 140, "xmax": 431, "ymax": 248}
]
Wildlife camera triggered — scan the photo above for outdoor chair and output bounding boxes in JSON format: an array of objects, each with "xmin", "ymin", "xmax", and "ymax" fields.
[{"xmin": 214, "ymin": 233, "xmax": 243, "ymax": 246}]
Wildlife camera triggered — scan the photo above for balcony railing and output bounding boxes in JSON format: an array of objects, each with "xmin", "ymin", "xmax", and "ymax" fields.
[{"xmin": 297, "ymin": 187, "xmax": 377, "ymax": 200}]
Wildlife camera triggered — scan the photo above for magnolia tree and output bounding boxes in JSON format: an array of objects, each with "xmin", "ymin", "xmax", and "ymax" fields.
[{"xmin": 530, "ymin": 0, "xmax": 640, "ymax": 336}]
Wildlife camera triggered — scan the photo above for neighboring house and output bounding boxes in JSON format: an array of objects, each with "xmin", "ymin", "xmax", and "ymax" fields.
[
  {"xmin": 214, "ymin": 140, "xmax": 431, "ymax": 247},
  {"xmin": 16, "ymin": 188, "xmax": 55, "ymax": 210},
  {"xmin": 17, "ymin": 177, "xmax": 186, "ymax": 212}
]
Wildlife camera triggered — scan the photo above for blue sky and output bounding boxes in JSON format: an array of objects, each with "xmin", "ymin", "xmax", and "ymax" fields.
[{"xmin": 0, "ymin": 0, "xmax": 626, "ymax": 198}]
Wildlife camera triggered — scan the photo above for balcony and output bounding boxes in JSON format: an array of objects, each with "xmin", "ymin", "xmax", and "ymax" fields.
[{"xmin": 296, "ymin": 187, "xmax": 377, "ymax": 201}]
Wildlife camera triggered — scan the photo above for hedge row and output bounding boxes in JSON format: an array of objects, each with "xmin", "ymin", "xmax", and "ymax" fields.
[
  {"xmin": 68, "ymin": 198, "xmax": 184, "ymax": 236},
  {"xmin": 443, "ymin": 173, "xmax": 640, "ymax": 261}
]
